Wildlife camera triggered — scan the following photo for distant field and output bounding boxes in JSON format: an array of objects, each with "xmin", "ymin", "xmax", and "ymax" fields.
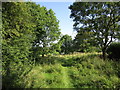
[{"xmin": 56, "ymin": 52, "xmax": 101, "ymax": 58}]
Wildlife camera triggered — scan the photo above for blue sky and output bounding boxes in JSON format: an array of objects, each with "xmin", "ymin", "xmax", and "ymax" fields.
[{"xmin": 35, "ymin": 2, "xmax": 77, "ymax": 39}]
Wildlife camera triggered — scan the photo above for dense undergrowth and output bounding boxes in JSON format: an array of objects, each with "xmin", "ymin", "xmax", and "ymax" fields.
[{"xmin": 2, "ymin": 53, "xmax": 120, "ymax": 88}]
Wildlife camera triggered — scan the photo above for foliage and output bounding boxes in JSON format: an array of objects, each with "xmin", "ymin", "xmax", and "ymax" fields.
[
  {"xmin": 27, "ymin": 2, "xmax": 61, "ymax": 58},
  {"xmin": 2, "ymin": 61, "xmax": 33, "ymax": 88},
  {"xmin": 22, "ymin": 64, "xmax": 70, "ymax": 88},
  {"xmin": 107, "ymin": 42, "xmax": 120, "ymax": 60},
  {"xmin": 2, "ymin": 53, "xmax": 120, "ymax": 88},
  {"xmin": 49, "ymin": 40, "xmax": 62, "ymax": 55},
  {"xmin": 2, "ymin": 2, "xmax": 120, "ymax": 89},
  {"xmin": 68, "ymin": 55, "xmax": 120, "ymax": 88},
  {"xmin": 59, "ymin": 34, "xmax": 73, "ymax": 54},
  {"xmin": 2, "ymin": 2, "xmax": 35, "ymax": 88},
  {"xmin": 2, "ymin": 2, "xmax": 34, "ymax": 73},
  {"xmin": 69, "ymin": 2, "xmax": 120, "ymax": 59},
  {"xmin": 73, "ymin": 32, "xmax": 99, "ymax": 52},
  {"xmin": 2, "ymin": 2, "xmax": 61, "ymax": 88}
]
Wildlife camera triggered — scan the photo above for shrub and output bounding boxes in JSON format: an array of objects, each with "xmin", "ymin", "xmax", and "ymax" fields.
[
  {"xmin": 2, "ymin": 62, "xmax": 33, "ymax": 88},
  {"xmin": 85, "ymin": 46, "xmax": 100, "ymax": 53},
  {"xmin": 106, "ymin": 42, "xmax": 120, "ymax": 60}
]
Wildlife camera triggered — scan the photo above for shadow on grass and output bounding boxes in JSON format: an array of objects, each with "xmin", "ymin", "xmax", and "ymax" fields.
[{"xmin": 2, "ymin": 63, "xmax": 33, "ymax": 89}]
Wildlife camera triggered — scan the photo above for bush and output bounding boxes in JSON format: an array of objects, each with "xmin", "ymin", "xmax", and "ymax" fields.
[
  {"xmin": 107, "ymin": 42, "xmax": 120, "ymax": 60},
  {"xmin": 85, "ymin": 46, "xmax": 100, "ymax": 53},
  {"xmin": 68, "ymin": 57, "xmax": 120, "ymax": 88},
  {"xmin": 2, "ymin": 62, "xmax": 33, "ymax": 88}
]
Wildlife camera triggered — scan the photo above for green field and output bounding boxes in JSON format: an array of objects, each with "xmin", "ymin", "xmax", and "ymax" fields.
[{"xmin": 2, "ymin": 53, "xmax": 120, "ymax": 88}]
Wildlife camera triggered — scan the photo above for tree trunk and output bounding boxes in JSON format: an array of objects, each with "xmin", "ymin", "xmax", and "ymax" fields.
[
  {"xmin": 42, "ymin": 54, "xmax": 44, "ymax": 57},
  {"xmin": 102, "ymin": 48, "xmax": 106, "ymax": 60},
  {"xmin": 42, "ymin": 43, "xmax": 45, "ymax": 57},
  {"xmin": 42, "ymin": 47, "xmax": 45, "ymax": 57}
]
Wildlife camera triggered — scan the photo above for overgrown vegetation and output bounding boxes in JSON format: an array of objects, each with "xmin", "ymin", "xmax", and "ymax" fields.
[
  {"xmin": 2, "ymin": 53, "xmax": 120, "ymax": 88},
  {"xmin": 2, "ymin": 1, "xmax": 120, "ymax": 89}
]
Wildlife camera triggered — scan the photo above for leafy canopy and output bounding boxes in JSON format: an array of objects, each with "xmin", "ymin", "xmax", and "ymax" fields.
[{"xmin": 69, "ymin": 2, "xmax": 120, "ymax": 59}]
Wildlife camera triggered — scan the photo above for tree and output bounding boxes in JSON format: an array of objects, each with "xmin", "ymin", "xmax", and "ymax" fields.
[
  {"xmin": 39, "ymin": 8, "xmax": 61, "ymax": 57},
  {"xmin": 60, "ymin": 34, "xmax": 73, "ymax": 54},
  {"xmin": 50, "ymin": 41, "xmax": 62, "ymax": 55},
  {"xmin": 73, "ymin": 31, "xmax": 99, "ymax": 52},
  {"xmin": 73, "ymin": 31, "xmax": 90, "ymax": 52},
  {"xmin": 27, "ymin": 2, "xmax": 61, "ymax": 58},
  {"xmin": 69, "ymin": 2, "xmax": 120, "ymax": 59}
]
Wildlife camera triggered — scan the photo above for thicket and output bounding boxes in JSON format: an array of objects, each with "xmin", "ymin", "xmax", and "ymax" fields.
[{"xmin": 2, "ymin": 2, "xmax": 61, "ymax": 89}]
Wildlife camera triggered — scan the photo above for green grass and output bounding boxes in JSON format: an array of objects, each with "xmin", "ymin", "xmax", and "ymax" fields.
[
  {"xmin": 62, "ymin": 67, "xmax": 73, "ymax": 88},
  {"xmin": 2, "ymin": 53, "xmax": 120, "ymax": 88}
]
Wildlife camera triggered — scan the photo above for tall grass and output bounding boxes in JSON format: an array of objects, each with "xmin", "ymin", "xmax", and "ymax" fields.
[
  {"xmin": 2, "ymin": 53, "xmax": 120, "ymax": 88},
  {"xmin": 24, "ymin": 64, "xmax": 72, "ymax": 88},
  {"xmin": 68, "ymin": 56, "xmax": 120, "ymax": 88}
]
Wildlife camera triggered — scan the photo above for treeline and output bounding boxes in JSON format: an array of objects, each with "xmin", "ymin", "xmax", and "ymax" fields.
[
  {"xmin": 2, "ymin": 2, "xmax": 62, "ymax": 88},
  {"xmin": 2, "ymin": 2, "xmax": 62, "ymax": 65},
  {"xmin": 2, "ymin": 2, "xmax": 120, "ymax": 69},
  {"xmin": 2, "ymin": 2, "xmax": 79, "ymax": 65},
  {"xmin": 2, "ymin": 2, "xmax": 120, "ymax": 88},
  {"xmin": 2, "ymin": 2, "xmax": 62, "ymax": 87}
]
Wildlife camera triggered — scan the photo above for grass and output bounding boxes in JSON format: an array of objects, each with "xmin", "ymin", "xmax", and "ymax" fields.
[
  {"xmin": 2, "ymin": 52, "xmax": 120, "ymax": 88},
  {"xmin": 62, "ymin": 67, "xmax": 73, "ymax": 88}
]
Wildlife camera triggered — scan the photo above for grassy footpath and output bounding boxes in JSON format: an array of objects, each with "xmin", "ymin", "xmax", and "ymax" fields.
[{"xmin": 62, "ymin": 67, "xmax": 73, "ymax": 88}]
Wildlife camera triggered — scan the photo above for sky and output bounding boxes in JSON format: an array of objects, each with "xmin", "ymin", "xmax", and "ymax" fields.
[{"xmin": 35, "ymin": 2, "xmax": 77, "ymax": 39}]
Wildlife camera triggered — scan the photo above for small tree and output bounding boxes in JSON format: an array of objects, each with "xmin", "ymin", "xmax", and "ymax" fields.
[{"xmin": 60, "ymin": 34, "xmax": 73, "ymax": 54}]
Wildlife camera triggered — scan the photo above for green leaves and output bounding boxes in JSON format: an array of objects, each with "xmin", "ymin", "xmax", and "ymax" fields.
[
  {"xmin": 2, "ymin": 2, "xmax": 35, "ymax": 77},
  {"xmin": 27, "ymin": 2, "xmax": 61, "ymax": 58},
  {"xmin": 69, "ymin": 2, "xmax": 120, "ymax": 58},
  {"xmin": 59, "ymin": 35, "xmax": 73, "ymax": 54},
  {"xmin": 2, "ymin": 2, "xmax": 62, "ymax": 88}
]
